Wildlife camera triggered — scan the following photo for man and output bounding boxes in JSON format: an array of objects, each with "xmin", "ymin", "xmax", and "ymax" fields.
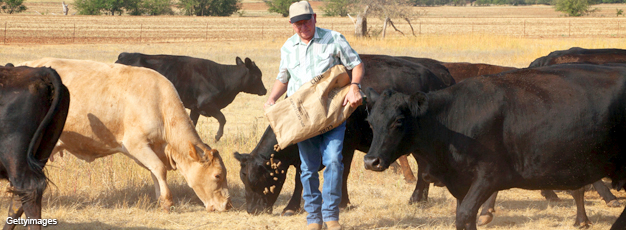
[{"xmin": 263, "ymin": 1, "xmax": 364, "ymax": 230}]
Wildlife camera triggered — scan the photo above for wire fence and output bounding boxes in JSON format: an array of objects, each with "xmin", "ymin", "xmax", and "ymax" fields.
[{"xmin": 1, "ymin": 16, "xmax": 625, "ymax": 44}]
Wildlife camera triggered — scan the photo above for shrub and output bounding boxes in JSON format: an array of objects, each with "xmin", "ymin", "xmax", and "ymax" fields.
[
  {"xmin": 265, "ymin": 0, "xmax": 298, "ymax": 17},
  {"xmin": 555, "ymin": 0, "xmax": 590, "ymax": 16},
  {"xmin": 1, "ymin": 0, "xmax": 27, "ymax": 14}
]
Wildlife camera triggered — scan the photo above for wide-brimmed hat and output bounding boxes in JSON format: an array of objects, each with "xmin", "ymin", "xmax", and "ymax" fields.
[{"xmin": 289, "ymin": 1, "xmax": 314, "ymax": 23}]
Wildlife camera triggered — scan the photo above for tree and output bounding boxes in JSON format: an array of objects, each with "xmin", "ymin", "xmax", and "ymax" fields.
[
  {"xmin": 178, "ymin": 0, "xmax": 240, "ymax": 16},
  {"xmin": 350, "ymin": 0, "xmax": 419, "ymax": 38},
  {"xmin": 322, "ymin": 0, "xmax": 355, "ymax": 16},
  {"xmin": 141, "ymin": 0, "xmax": 173, "ymax": 15},
  {"xmin": 555, "ymin": 0, "xmax": 590, "ymax": 16},
  {"xmin": 103, "ymin": 0, "xmax": 125, "ymax": 15},
  {"xmin": 265, "ymin": 0, "xmax": 298, "ymax": 17},
  {"xmin": 1, "ymin": 0, "xmax": 27, "ymax": 14},
  {"xmin": 74, "ymin": 0, "xmax": 106, "ymax": 15}
]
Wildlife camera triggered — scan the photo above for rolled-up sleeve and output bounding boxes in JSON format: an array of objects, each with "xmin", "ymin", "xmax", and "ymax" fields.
[{"xmin": 276, "ymin": 45, "xmax": 291, "ymax": 83}]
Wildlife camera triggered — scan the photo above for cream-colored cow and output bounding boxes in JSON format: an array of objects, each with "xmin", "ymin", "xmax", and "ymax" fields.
[{"xmin": 20, "ymin": 58, "xmax": 230, "ymax": 212}]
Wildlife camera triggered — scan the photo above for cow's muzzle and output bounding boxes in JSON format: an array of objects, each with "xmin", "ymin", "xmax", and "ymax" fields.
[{"xmin": 363, "ymin": 155, "xmax": 385, "ymax": 171}]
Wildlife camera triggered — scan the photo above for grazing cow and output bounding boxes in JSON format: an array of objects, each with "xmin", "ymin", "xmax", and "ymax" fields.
[
  {"xmin": 363, "ymin": 63, "xmax": 626, "ymax": 230},
  {"xmin": 234, "ymin": 54, "xmax": 455, "ymax": 215},
  {"xmin": 529, "ymin": 47, "xmax": 626, "ymax": 67},
  {"xmin": 398, "ymin": 57, "xmax": 517, "ymax": 83},
  {"xmin": 398, "ymin": 57, "xmax": 518, "ymax": 83},
  {"xmin": 0, "ymin": 66, "xmax": 70, "ymax": 230},
  {"xmin": 115, "ymin": 52, "xmax": 267, "ymax": 141},
  {"xmin": 19, "ymin": 58, "xmax": 231, "ymax": 213}
]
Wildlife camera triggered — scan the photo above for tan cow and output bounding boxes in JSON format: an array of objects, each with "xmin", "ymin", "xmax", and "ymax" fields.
[{"xmin": 19, "ymin": 58, "xmax": 230, "ymax": 212}]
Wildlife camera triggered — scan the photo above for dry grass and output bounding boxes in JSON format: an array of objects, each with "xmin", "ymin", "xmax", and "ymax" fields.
[{"xmin": 2, "ymin": 7, "xmax": 626, "ymax": 230}]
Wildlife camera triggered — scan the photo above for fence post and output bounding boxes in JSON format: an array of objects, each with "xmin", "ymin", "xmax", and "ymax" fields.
[
  {"xmin": 618, "ymin": 21, "xmax": 620, "ymax": 36},
  {"xmin": 569, "ymin": 20, "xmax": 571, "ymax": 37},
  {"xmin": 523, "ymin": 20, "xmax": 525, "ymax": 37},
  {"xmin": 73, "ymin": 23, "xmax": 76, "ymax": 43},
  {"xmin": 4, "ymin": 22, "xmax": 6, "ymax": 44},
  {"xmin": 419, "ymin": 21, "xmax": 421, "ymax": 35},
  {"xmin": 206, "ymin": 23, "xmax": 208, "ymax": 41},
  {"xmin": 140, "ymin": 24, "xmax": 142, "ymax": 43},
  {"xmin": 261, "ymin": 25, "xmax": 264, "ymax": 40}
]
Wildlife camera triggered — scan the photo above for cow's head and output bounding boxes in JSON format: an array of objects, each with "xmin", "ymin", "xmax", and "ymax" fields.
[
  {"xmin": 182, "ymin": 142, "xmax": 231, "ymax": 212},
  {"xmin": 363, "ymin": 88, "xmax": 428, "ymax": 172},
  {"xmin": 234, "ymin": 150, "xmax": 290, "ymax": 215},
  {"xmin": 236, "ymin": 57, "xmax": 267, "ymax": 96}
]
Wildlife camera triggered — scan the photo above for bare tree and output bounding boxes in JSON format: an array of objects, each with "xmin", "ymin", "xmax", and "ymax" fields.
[
  {"xmin": 350, "ymin": 0, "xmax": 423, "ymax": 38},
  {"xmin": 62, "ymin": 1, "xmax": 69, "ymax": 15}
]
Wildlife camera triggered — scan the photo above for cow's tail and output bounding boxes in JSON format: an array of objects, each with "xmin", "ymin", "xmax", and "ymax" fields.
[{"xmin": 16, "ymin": 67, "xmax": 70, "ymax": 202}]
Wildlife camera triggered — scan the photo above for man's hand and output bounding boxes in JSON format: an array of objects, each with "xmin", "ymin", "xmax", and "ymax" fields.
[
  {"xmin": 343, "ymin": 84, "xmax": 363, "ymax": 108},
  {"xmin": 264, "ymin": 99, "xmax": 276, "ymax": 109}
]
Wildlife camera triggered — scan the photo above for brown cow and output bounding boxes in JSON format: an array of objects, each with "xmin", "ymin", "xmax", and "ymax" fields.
[{"xmin": 19, "ymin": 58, "xmax": 231, "ymax": 212}]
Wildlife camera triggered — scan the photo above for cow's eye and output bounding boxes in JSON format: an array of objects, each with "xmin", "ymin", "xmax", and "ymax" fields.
[{"xmin": 394, "ymin": 117, "xmax": 404, "ymax": 126}]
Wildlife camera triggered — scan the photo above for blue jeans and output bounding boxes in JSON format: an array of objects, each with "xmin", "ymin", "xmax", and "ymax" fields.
[{"xmin": 297, "ymin": 121, "xmax": 346, "ymax": 225}]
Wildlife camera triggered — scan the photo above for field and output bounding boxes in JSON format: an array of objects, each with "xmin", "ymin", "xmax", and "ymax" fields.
[{"xmin": 2, "ymin": 2, "xmax": 626, "ymax": 230}]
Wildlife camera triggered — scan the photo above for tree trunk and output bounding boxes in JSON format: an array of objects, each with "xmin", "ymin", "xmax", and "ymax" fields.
[
  {"xmin": 382, "ymin": 17, "xmax": 390, "ymax": 39},
  {"xmin": 355, "ymin": 5, "xmax": 369, "ymax": 38}
]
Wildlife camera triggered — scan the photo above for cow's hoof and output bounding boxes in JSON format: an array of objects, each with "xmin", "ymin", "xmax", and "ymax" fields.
[
  {"xmin": 574, "ymin": 220, "xmax": 592, "ymax": 228},
  {"xmin": 607, "ymin": 199, "xmax": 622, "ymax": 207},
  {"xmin": 281, "ymin": 210, "xmax": 296, "ymax": 216},
  {"xmin": 404, "ymin": 177, "xmax": 417, "ymax": 184},
  {"xmin": 477, "ymin": 213, "xmax": 493, "ymax": 226}
]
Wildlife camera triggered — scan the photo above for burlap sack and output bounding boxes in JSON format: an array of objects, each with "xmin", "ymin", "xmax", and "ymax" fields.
[{"xmin": 265, "ymin": 65, "xmax": 357, "ymax": 150}]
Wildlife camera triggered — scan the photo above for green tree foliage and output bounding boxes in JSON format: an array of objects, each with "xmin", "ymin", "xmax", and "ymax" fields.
[
  {"xmin": 75, "ymin": 0, "xmax": 175, "ymax": 15},
  {"xmin": 74, "ymin": 0, "xmax": 105, "ymax": 15},
  {"xmin": 265, "ymin": 0, "xmax": 298, "ymax": 17},
  {"xmin": 142, "ymin": 0, "xmax": 173, "ymax": 15},
  {"xmin": 322, "ymin": 0, "xmax": 354, "ymax": 16},
  {"xmin": 555, "ymin": 0, "xmax": 590, "ymax": 16},
  {"xmin": 103, "ymin": 0, "xmax": 125, "ymax": 15},
  {"xmin": 178, "ymin": 0, "xmax": 241, "ymax": 16},
  {"xmin": 1, "ymin": 0, "xmax": 27, "ymax": 14}
]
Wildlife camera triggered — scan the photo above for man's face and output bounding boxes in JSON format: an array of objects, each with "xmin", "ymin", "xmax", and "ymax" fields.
[{"xmin": 292, "ymin": 14, "xmax": 316, "ymax": 42}]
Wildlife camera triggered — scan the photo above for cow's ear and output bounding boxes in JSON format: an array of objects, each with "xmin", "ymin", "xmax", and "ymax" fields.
[
  {"xmin": 234, "ymin": 152, "xmax": 249, "ymax": 165},
  {"xmin": 188, "ymin": 141, "xmax": 201, "ymax": 162},
  {"xmin": 408, "ymin": 92, "xmax": 429, "ymax": 117},
  {"xmin": 236, "ymin": 57, "xmax": 244, "ymax": 65},
  {"xmin": 244, "ymin": 57, "xmax": 253, "ymax": 67},
  {"xmin": 364, "ymin": 87, "xmax": 379, "ymax": 109}
]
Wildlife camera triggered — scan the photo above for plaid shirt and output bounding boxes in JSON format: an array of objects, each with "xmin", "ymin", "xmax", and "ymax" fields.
[{"xmin": 277, "ymin": 27, "xmax": 362, "ymax": 96}]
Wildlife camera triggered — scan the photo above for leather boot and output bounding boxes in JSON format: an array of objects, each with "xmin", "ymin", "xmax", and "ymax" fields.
[
  {"xmin": 307, "ymin": 223, "xmax": 322, "ymax": 230},
  {"xmin": 325, "ymin": 221, "xmax": 342, "ymax": 230}
]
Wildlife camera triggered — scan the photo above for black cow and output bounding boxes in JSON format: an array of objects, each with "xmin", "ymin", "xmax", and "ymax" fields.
[
  {"xmin": 115, "ymin": 52, "xmax": 267, "ymax": 141},
  {"xmin": 363, "ymin": 63, "xmax": 626, "ymax": 230},
  {"xmin": 233, "ymin": 54, "xmax": 455, "ymax": 215},
  {"xmin": 529, "ymin": 47, "xmax": 626, "ymax": 67},
  {"xmin": 0, "ymin": 66, "xmax": 70, "ymax": 230},
  {"xmin": 528, "ymin": 47, "xmax": 626, "ymax": 211}
]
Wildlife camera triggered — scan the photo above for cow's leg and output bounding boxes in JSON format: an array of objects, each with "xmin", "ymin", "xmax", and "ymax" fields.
[
  {"xmin": 477, "ymin": 192, "xmax": 498, "ymax": 226},
  {"xmin": 571, "ymin": 187, "xmax": 591, "ymax": 227},
  {"xmin": 339, "ymin": 146, "xmax": 355, "ymax": 209},
  {"xmin": 282, "ymin": 167, "xmax": 303, "ymax": 216},
  {"xmin": 610, "ymin": 184, "xmax": 626, "ymax": 230},
  {"xmin": 189, "ymin": 109, "xmax": 200, "ymax": 127},
  {"xmin": 3, "ymin": 195, "xmax": 23, "ymax": 230},
  {"xmin": 126, "ymin": 141, "xmax": 173, "ymax": 212},
  {"xmin": 212, "ymin": 111, "xmax": 226, "ymax": 142},
  {"xmin": 455, "ymin": 180, "xmax": 495, "ymax": 230},
  {"xmin": 592, "ymin": 180, "xmax": 621, "ymax": 207},
  {"xmin": 409, "ymin": 158, "xmax": 430, "ymax": 204},
  {"xmin": 21, "ymin": 193, "xmax": 43, "ymax": 230},
  {"xmin": 540, "ymin": 190, "xmax": 560, "ymax": 201},
  {"xmin": 396, "ymin": 155, "xmax": 416, "ymax": 183}
]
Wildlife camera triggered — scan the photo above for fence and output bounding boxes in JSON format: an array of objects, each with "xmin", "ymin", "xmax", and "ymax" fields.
[{"xmin": 1, "ymin": 16, "xmax": 625, "ymax": 44}]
